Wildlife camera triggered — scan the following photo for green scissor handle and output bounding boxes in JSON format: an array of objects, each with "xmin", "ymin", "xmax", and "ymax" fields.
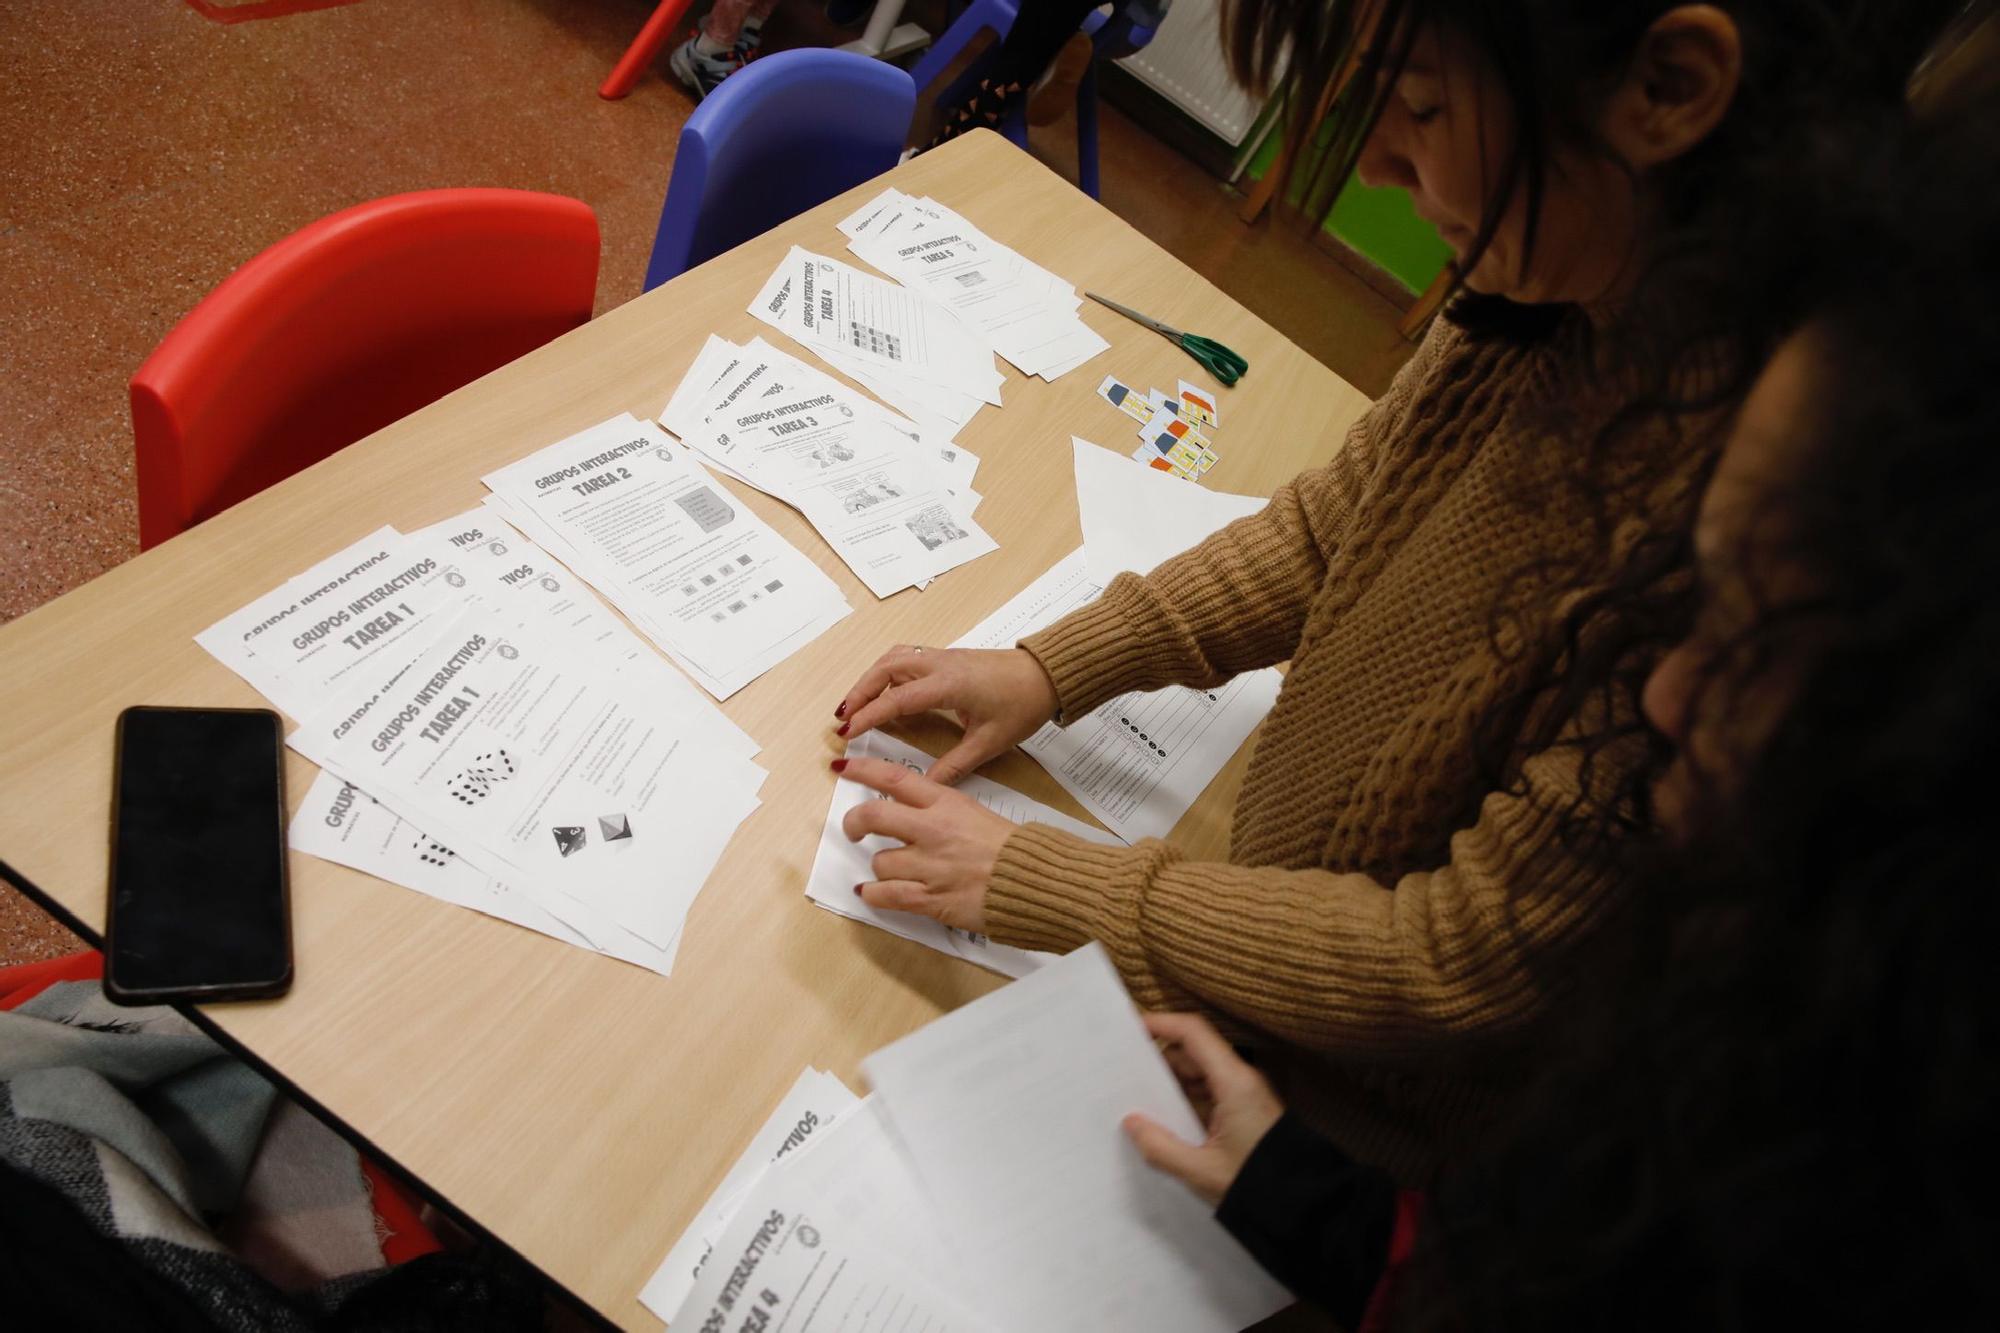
[
  {"xmin": 1179, "ymin": 334, "xmax": 1248, "ymax": 387},
  {"xmin": 1084, "ymin": 291, "xmax": 1250, "ymax": 388}
]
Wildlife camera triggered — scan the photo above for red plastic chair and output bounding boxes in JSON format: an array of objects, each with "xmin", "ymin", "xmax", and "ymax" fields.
[{"xmin": 130, "ymin": 189, "xmax": 600, "ymax": 551}]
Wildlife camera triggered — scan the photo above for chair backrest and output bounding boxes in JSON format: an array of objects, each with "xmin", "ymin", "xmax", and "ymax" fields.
[
  {"xmin": 1087, "ymin": 0, "xmax": 1168, "ymax": 57},
  {"xmin": 130, "ymin": 189, "xmax": 599, "ymax": 550},
  {"xmin": 643, "ymin": 50, "xmax": 915, "ymax": 290}
]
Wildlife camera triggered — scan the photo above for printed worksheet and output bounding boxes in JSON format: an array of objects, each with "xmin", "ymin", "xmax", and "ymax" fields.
[
  {"xmin": 481, "ymin": 415, "xmax": 851, "ymax": 698},
  {"xmin": 951, "ymin": 551, "xmax": 1282, "ymax": 843},
  {"xmin": 846, "ymin": 191, "xmax": 1107, "ymax": 380},
  {"xmin": 297, "ymin": 607, "xmax": 762, "ymax": 951},
  {"xmin": 806, "ymin": 731, "xmax": 1116, "ymax": 977},
  {"xmin": 861, "ymin": 944, "xmax": 1291, "ymax": 1333},
  {"xmin": 287, "ymin": 769, "xmax": 698, "ymax": 975},
  {"xmin": 402, "ymin": 508, "xmax": 763, "ymax": 761},
  {"xmin": 667, "ymin": 1098, "xmax": 986, "ymax": 1333},
  {"xmin": 640, "ymin": 1067, "xmax": 863, "ymax": 1322},
  {"xmin": 688, "ymin": 357, "xmax": 998, "ymax": 597},
  {"xmin": 196, "ymin": 527, "xmax": 462, "ymax": 720},
  {"xmin": 751, "ymin": 246, "xmax": 999, "ymax": 436},
  {"xmin": 665, "ymin": 336, "xmax": 980, "ymax": 507}
]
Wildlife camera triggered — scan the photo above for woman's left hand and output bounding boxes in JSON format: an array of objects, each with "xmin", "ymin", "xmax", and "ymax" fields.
[{"xmin": 836, "ymin": 757, "xmax": 1015, "ymax": 932}]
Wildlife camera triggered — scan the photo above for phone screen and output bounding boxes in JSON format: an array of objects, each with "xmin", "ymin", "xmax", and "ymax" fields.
[{"xmin": 108, "ymin": 706, "xmax": 291, "ymax": 1002}]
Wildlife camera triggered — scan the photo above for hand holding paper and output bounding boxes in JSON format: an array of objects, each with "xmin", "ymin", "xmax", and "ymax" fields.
[
  {"xmin": 1121, "ymin": 1012, "xmax": 1287, "ymax": 1207},
  {"xmin": 861, "ymin": 944, "xmax": 1292, "ymax": 1332}
]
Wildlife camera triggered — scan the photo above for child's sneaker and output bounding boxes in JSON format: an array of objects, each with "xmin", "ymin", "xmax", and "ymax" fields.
[{"xmin": 669, "ymin": 34, "xmax": 745, "ymax": 100}]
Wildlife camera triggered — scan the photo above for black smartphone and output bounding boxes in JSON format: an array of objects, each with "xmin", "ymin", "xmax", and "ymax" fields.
[{"xmin": 106, "ymin": 706, "xmax": 292, "ymax": 1005}]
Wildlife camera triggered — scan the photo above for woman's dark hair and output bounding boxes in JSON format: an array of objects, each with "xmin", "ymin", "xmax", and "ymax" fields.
[
  {"xmin": 1398, "ymin": 82, "xmax": 2000, "ymax": 1330},
  {"xmin": 1220, "ymin": 0, "xmax": 1961, "ymax": 336}
]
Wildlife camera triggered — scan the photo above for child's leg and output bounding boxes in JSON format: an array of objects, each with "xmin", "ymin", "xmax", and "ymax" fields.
[{"xmin": 702, "ymin": 0, "xmax": 781, "ymax": 49}]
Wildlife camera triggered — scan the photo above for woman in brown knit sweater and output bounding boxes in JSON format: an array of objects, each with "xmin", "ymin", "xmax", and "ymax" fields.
[{"xmin": 829, "ymin": 1, "xmax": 1951, "ymax": 1178}]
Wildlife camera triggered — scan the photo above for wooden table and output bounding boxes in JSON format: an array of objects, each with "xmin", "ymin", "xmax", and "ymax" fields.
[{"xmin": 0, "ymin": 130, "xmax": 1370, "ymax": 1328}]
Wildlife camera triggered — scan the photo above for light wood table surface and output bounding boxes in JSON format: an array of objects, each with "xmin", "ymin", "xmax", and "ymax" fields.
[{"xmin": 0, "ymin": 130, "xmax": 1371, "ymax": 1328}]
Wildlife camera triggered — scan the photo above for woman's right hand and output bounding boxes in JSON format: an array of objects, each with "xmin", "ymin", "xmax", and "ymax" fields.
[{"xmin": 834, "ymin": 645, "xmax": 1060, "ymax": 786}]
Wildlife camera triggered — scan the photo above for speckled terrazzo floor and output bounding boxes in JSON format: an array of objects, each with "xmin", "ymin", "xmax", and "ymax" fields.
[{"xmin": 0, "ymin": 0, "xmax": 1410, "ymax": 959}]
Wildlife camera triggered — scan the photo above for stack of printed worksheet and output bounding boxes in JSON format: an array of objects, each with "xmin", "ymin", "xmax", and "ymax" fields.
[
  {"xmin": 198, "ymin": 502, "xmax": 770, "ymax": 977},
  {"xmin": 643, "ymin": 946, "xmax": 1291, "ymax": 1332},
  {"xmin": 750, "ymin": 243, "xmax": 1003, "ymax": 440},
  {"xmin": 662, "ymin": 335, "xmax": 998, "ymax": 598},
  {"xmin": 840, "ymin": 187, "xmax": 1109, "ymax": 385}
]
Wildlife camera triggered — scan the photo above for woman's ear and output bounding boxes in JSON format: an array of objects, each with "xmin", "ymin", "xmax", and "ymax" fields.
[{"xmin": 1600, "ymin": 4, "xmax": 1744, "ymax": 168}]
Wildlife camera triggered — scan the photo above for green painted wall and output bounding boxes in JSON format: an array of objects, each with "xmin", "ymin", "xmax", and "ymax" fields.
[{"xmin": 1246, "ymin": 130, "xmax": 1452, "ymax": 295}]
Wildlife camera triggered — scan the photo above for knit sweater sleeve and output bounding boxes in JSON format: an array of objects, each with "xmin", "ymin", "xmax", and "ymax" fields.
[
  {"xmin": 1018, "ymin": 326, "xmax": 1454, "ymax": 721},
  {"xmin": 983, "ymin": 737, "xmax": 1619, "ymax": 1062}
]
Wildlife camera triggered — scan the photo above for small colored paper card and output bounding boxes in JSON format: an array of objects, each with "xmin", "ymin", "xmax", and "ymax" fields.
[
  {"xmin": 1138, "ymin": 405, "xmax": 1215, "ymax": 458},
  {"xmin": 1097, "ymin": 375, "xmax": 1157, "ymax": 425},
  {"xmin": 1178, "ymin": 379, "xmax": 1219, "ymax": 428},
  {"xmin": 1130, "ymin": 443, "xmax": 1195, "ymax": 479}
]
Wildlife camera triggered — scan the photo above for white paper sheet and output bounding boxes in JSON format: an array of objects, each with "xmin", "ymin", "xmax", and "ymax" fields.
[
  {"xmin": 481, "ymin": 415, "xmax": 851, "ymax": 699},
  {"xmin": 287, "ymin": 769, "xmax": 683, "ymax": 975},
  {"xmin": 861, "ymin": 944, "xmax": 1292, "ymax": 1333},
  {"xmin": 294, "ymin": 605, "xmax": 762, "ymax": 953},
  {"xmin": 753, "ymin": 245, "xmax": 1002, "ymax": 401},
  {"xmin": 195, "ymin": 527, "xmax": 461, "ymax": 720},
  {"xmin": 669, "ymin": 1096, "xmax": 987, "ymax": 1333},
  {"xmin": 750, "ymin": 246, "xmax": 1001, "ymax": 436},
  {"xmin": 805, "ymin": 731, "xmax": 1118, "ymax": 977},
  {"xmin": 846, "ymin": 192, "xmax": 1107, "ymax": 381},
  {"xmin": 1072, "ymin": 438, "xmax": 1267, "ymax": 589},
  {"xmin": 684, "ymin": 355, "xmax": 998, "ymax": 598},
  {"xmin": 290, "ymin": 770, "xmax": 591, "ymax": 946},
  {"xmin": 951, "ymin": 551, "xmax": 1281, "ymax": 842},
  {"xmin": 640, "ymin": 1067, "xmax": 863, "ymax": 1322},
  {"xmin": 400, "ymin": 507, "xmax": 764, "ymax": 760}
]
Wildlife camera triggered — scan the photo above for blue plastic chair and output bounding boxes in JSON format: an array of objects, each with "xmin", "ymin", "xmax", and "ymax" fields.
[
  {"xmin": 909, "ymin": 0, "xmax": 1167, "ymax": 199},
  {"xmin": 643, "ymin": 50, "xmax": 916, "ymax": 290}
]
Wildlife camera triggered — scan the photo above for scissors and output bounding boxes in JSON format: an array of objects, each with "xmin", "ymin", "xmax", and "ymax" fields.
[{"xmin": 1085, "ymin": 292, "xmax": 1249, "ymax": 387}]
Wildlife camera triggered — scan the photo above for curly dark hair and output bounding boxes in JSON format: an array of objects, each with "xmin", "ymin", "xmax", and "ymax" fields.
[{"xmin": 1395, "ymin": 78, "xmax": 2000, "ymax": 1331}]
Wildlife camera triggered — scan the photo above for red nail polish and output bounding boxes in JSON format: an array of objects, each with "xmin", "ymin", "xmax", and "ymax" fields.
[
  {"xmin": 853, "ymin": 884, "xmax": 864, "ymax": 896},
  {"xmin": 830, "ymin": 758, "xmax": 848, "ymax": 773},
  {"xmin": 835, "ymin": 702, "xmax": 848, "ymax": 719},
  {"xmin": 836, "ymin": 722, "xmax": 849, "ymax": 736}
]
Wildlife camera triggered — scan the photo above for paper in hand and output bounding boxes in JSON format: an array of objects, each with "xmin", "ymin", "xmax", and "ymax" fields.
[{"xmin": 861, "ymin": 943, "xmax": 1292, "ymax": 1332}]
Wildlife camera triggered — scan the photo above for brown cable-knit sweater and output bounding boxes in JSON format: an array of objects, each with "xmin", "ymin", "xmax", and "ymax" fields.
[{"xmin": 990, "ymin": 313, "xmax": 1695, "ymax": 1180}]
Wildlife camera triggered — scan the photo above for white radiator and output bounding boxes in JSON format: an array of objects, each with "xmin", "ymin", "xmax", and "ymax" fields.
[{"xmin": 1115, "ymin": 0, "xmax": 1270, "ymax": 146}]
